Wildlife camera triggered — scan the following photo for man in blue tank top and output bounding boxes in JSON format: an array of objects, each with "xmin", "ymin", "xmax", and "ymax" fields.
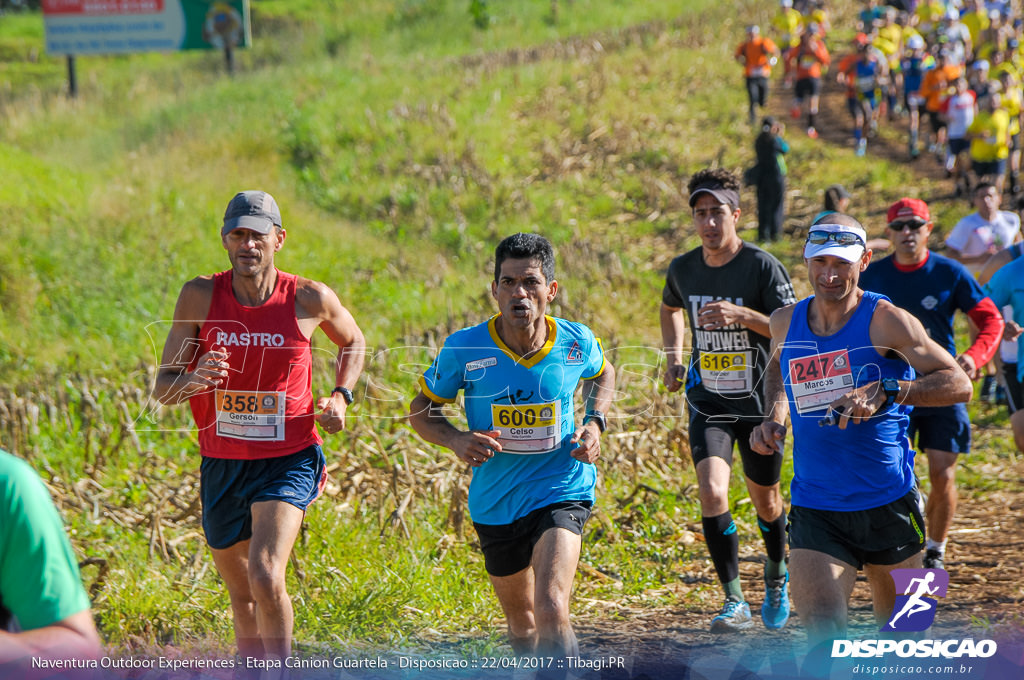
[
  {"xmin": 860, "ymin": 198, "xmax": 1003, "ymax": 572},
  {"xmin": 750, "ymin": 214, "xmax": 972, "ymax": 650},
  {"xmin": 409, "ymin": 233, "xmax": 616, "ymax": 660}
]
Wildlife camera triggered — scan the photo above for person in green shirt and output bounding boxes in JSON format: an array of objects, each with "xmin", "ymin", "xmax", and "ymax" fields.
[{"xmin": 0, "ymin": 450, "xmax": 101, "ymax": 671}]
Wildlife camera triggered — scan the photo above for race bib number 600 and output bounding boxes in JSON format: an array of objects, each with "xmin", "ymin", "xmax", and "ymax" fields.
[
  {"xmin": 491, "ymin": 401, "xmax": 561, "ymax": 454},
  {"xmin": 215, "ymin": 389, "xmax": 286, "ymax": 441}
]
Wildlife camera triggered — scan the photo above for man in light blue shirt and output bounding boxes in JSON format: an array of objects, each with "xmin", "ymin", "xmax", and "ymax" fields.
[{"xmin": 409, "ymin": 233, "xmax": 615, "ymax": 659}]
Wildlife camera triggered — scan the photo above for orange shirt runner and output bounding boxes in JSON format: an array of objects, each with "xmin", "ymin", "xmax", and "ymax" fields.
[{"xmin": 736, "ymin": 36, "xmax": 780, "ymax": 77}]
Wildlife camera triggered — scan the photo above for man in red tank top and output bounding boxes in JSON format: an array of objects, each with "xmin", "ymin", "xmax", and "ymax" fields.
[{"xmin": 152, "ymin": 191, "xmax": 365, "ymax": 665}]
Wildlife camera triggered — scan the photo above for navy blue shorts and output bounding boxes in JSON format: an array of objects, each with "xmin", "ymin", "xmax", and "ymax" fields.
[
  {"xmin": 474, "ymin": 501, "xmax": 592, "ymax": 577},
  {"xmin": 907, "ymin": 403, "xmax": 971, "ymax": 454},
  {"xmin": 973, "ymin": 158, "xmax": 1007, "ymax": 178},
  {"xmin": 200, "ymin": 444, "xmax": 326, "ymax": 549},
  {"xmin": 1003, "ymin": 363, "xmax": 1022, "ymax": 415},
  {"xmin": 948, "ymin": 137, "xmax": 970, "ymax": 156}
]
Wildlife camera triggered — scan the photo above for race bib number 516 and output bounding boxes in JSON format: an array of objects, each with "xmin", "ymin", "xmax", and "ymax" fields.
[
  {"xmin": 699, "ymin": 350, "xmax": 753, "ymax": 394},
  {"xmin": 788, "ymin": 350, "xmax": 854, "ymax": 414}
]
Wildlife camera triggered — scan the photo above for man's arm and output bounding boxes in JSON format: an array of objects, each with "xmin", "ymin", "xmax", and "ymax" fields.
[
  {"xmin": 298, "ymin": 280, "xmax": 366, "ymax": 434},
  {"xmin": 151, "ymin": 278, "xmax": 226, "ymax": 405},
  {"xmin": 945, "ymin": 246, "xmax": 994, "ymax": 268},
  {"xmin": 696, "ymin": 300, "xmax": 771, "ymax": 338},
  {"xmin": 959, "ymin": 297, "xmax": 1004, "ymax": 379},
  {"xmin": 829, "ymin": 301, "xmax": 973, "ymax": 427},
  {"xmin": 0, "ymin": 611, "xmax": 101, "ymax": 665},
  {"xmin": 660, "ymin": 303, "xmax": 688, "ymax": 391},
  {"xmin": 408, "ymin": 392, "xmax": 501, "ymax": 467},
  {"xmin": 569, "ymin": 362, "xmax": 616, "ymax": 464},
  {"xmin": 977, "ymin": 247, "xmax": 1013, "ymax": 285},
  {"xmin": 750, "ymin": 306, "xmax": 794, "ymax": 455}
]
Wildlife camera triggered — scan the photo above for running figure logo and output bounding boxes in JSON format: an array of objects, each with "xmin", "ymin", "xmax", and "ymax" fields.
[{"xmin": 883, "ymin": 569, "xmax": 949, "ymax": 632}]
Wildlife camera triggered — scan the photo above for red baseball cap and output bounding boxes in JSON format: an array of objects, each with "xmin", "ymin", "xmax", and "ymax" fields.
[{"xmin": 887, "ymin": 197, "xmax": 930, "ymax": 224}]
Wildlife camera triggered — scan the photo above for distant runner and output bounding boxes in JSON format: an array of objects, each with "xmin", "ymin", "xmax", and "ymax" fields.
[
  {"xmin": 784, "ymin": 27, "xmax": 831, "ymax": 139},
  {"xmin": 736, "ymin": 25, "xmax": 780, "ymax": 124}
]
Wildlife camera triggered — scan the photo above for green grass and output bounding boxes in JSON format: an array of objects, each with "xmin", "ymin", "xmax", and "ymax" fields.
[{"xmin": 0, "ymin": 0, "xmax": 1020, "ymax": 657}]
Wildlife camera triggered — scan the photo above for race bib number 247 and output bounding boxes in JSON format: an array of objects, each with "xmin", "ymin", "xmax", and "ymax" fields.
[{"xmin": 787, "ymin": 350, "xmax": 854, "ymax": 414}]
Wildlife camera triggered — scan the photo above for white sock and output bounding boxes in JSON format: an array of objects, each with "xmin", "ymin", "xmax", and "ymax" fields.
[{"xmin": 926, "ymin": 539, "xmax": 946, "ymax": 554}]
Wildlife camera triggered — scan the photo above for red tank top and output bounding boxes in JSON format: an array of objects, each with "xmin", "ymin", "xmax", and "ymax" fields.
[{"xmin": 189, "ymin": 270, "xmax": 322, "ymax": 459}]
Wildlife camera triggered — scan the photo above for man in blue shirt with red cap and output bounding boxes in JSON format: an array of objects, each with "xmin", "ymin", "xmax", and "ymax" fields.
[{"xmin": 860, "ymin": 198, "xmax": 1003, "ymax": 571}]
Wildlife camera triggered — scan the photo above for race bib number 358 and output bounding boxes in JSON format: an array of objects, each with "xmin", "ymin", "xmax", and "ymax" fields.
[
  {"xmin": 788, "ymin": 350, "xmax": 854, "ymax": 414},
  {"xmin": 491, "ymin": 401, "xmax": 561, "ymax": 454},
  {"xmin": 215, "ymin": 390, "xmax": 286, "ymax": 441}
]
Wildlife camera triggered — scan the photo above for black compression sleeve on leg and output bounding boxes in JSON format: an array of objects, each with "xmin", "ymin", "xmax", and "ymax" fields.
[
  {"xmin": 758, "ymin": 512, "xmax": 788, "ymax": 568},
  {"xmin": 703, "ymin": 512, "xmax": 740, "ymax": 585}
]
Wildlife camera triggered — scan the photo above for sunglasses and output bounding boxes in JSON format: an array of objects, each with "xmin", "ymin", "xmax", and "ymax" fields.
[
  {"xmin": 806, "ymin": 229, "xmax": 866, "ymax": 247},
  {"xmin": 888, "ymin": 220, "xmax": 928, "ymax": 231}
]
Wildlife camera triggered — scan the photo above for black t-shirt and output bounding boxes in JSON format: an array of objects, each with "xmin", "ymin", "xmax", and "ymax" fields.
[{"xmin": 663, "ymin": 242, "xmax": 797, "ymax": 418}]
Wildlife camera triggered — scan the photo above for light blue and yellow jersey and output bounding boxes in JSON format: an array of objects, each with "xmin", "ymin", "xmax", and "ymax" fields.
[{"xmin": 420, "ymin": 314, "xmax": 606, "ymax": 525}]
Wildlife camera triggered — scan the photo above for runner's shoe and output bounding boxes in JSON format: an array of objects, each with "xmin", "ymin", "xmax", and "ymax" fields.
[
  {"xmin": 762, "ymin": 573, "xmax": 791, "ymax": 629},
  {"xmin": 790, "ymin": 105, "xmax": 801, "ymax": 119},
  {"xmin": 807, "ymin": 127, "xmax": 818, "ymax": 139},
  {"xmin": 856, "ymin": 139, "xmax": 867, "ymax": 157},
  {"xmin": 710, "ymin": 599, "xmax": 753, "ymax": 633},
  {"xmin": 924, "ymin": 549, "xmax": 945, "ymax": 570}
]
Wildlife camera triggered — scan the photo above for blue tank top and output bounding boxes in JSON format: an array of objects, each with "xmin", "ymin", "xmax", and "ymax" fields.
[
  {"xmin": 854, "ymin": 59, "xmax": 880, "ymax": 95},
  {"xmin": 781, "ymin": 291, "xmax": 916, "ymax": 511},
  {"xmin": 902, "ymin": 56, "xmax": 926, "ymax": 94}
]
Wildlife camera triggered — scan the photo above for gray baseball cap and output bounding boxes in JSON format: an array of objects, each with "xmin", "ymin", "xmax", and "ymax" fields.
[{"xmin": 222, "ymin": 190, "xmax": 283, "ymax": 235}]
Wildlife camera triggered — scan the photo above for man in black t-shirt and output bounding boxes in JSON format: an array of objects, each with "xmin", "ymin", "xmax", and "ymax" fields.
[{"xmin": 661, "ymin": 167, "xmax": 797, "ymax": 633}]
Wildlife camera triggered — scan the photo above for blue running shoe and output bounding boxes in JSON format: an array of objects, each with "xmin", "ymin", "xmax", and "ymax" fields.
[
  {"xmin": 710, "ymin": 599, "xmax": 753, "ymax": 633},
  {"xmin": 762, "ymin": 573, "xmax": 791, "ymax": 629}
]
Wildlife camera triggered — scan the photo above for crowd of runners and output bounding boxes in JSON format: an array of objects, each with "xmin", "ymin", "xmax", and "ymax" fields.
[
  {"xmin": 737, "ymin": 0, "xmax": 1024, "ymax": 194},
  {"xmin": 4, "ymin": 178, "xmax": 1010, "ymax": 678}
]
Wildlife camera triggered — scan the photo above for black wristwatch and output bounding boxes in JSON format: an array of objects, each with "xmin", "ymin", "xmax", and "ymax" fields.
[
  {"xmin": 583, "ymin": 409, "xmax": 607, "ymax": 433},
  {"xmin": 331, "ymin": 386, "xmax": 355, "ymax": 404},
  {"xmin": 879, "ymin": 378, "xmax": 901, "ymax": 411}
]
